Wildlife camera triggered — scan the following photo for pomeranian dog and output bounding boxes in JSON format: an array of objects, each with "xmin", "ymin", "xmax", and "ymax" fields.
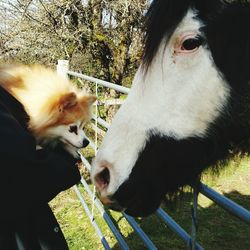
[{"xmin": 0, "ymin": 64, "xmax": 96, "ymax": 158}]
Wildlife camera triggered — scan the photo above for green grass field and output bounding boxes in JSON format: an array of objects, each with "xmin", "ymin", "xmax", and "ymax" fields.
[{"xmin": 50, "ymin": 156, "xmax": 250, "ymax": 250}]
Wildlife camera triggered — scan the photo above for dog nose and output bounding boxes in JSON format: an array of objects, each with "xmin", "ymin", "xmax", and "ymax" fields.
[{"xmin": 82, "ymin": 138, "xmax": 89, "ymax": 148}]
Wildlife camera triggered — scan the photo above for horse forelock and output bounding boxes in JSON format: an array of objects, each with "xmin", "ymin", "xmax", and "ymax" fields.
[
  {"xmin": 143, "ymin": 0, "xmax": 216, "ymax": 67},
  {"xmin": 142, "ymin": 0, "xmax": 192, "ymax": 70},
  {"xmin": 142, "ymin": 0, "xmax": 248, "ymax": 71}
]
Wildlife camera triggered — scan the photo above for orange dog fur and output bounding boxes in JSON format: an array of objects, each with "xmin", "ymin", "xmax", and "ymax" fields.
[{"xmin": 0, "ymin": 64, "xmax": 96, "ymax": 157}]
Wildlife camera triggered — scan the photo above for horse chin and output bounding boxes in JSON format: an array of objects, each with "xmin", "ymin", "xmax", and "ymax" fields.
[
  {"xmin": 108, "ymin": 195, "xmax": 163, "ymax": 217},
  {"xmin": 112, "ymin": 191, "xmax": 164, "ymax": 217},
  {"xmin": 124, "ymin": 199, "xmax": 162, "ymax": 217},
  {"xmin": 111, "ymin": 176, "xmax": 166, "ymax": 217}
]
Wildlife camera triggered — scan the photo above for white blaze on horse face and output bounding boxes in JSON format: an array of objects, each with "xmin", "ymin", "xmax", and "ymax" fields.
[{"xmin": 92, "ymin": 9, "xmax": 230, "ymax": 197}]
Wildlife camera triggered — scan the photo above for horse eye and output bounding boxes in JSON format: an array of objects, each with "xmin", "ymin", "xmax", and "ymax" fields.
[
  {"xmin": 181, "ymin": 37, "xmax": 203, "ymax": 51},
  {"xmin": 69, "ymin": 125, "xmax": 78, "ymax": 135}
]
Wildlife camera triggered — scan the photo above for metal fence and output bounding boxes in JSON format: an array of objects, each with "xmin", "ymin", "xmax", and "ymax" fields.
[{"xmin": 57, "ymin": 60, "xmax": 250, "ymax": 250}]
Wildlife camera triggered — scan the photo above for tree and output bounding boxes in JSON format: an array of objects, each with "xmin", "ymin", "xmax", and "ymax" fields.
[{"xmin": 0, "ymin": 0, "xmax": 150, "ymax": 86}]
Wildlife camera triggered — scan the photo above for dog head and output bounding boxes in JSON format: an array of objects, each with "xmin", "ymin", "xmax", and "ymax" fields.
[
  {"xmin": 0, "ymin": 64, "xmax": 96, "ymax": 157},
  {"xmin": 34, "ymin": 92, "xmax": 96, "ymax": 156}
]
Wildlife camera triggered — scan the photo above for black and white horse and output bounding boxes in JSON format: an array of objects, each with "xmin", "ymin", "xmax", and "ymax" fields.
[{"xmin": 91, "ymin": 0, "xmax": 250, "ymax": 217}]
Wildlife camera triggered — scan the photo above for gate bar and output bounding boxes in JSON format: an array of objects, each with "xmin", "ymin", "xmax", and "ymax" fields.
[
  {"xmin": 80, "ymin": 177, "xmax": 130, "ymax": 250},
  {"xmin": 79, "ymin": 156, "xmax": 156, "ymax": 249},
  {"xmin": 73, "ymin": 186, "xmax": 111, "ymax": 249},
  {"xmin": 122, "ymin": 213, "xmax": 158, "ymax": 250},
  {"xmin": 199, "ymin": 183, "xmax": 250, "ymax": 224},
  {"xmin": 67, "ymin": 71, "xmax": 130, "ymax": 94},
  {"xmin": 156, "ymin": 208, "xmax": 204, "ymax": 250}
]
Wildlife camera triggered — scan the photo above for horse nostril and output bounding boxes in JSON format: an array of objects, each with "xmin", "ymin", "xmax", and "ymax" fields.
[
  {"xmin": 82, "ymin": 138, "xmax": 89, "ymax": 148},
  {"xmin": 94, "ymin": 167, "xmax": 110, "ymax": 191}
]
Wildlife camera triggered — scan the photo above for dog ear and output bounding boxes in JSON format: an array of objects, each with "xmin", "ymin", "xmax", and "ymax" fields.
[
  {"xmin": 0, "ymin": 69, "xmax": 24, "ymax": 91},
  {"xmin": 80, "ymin": 95, "xmax": 97, "ymax": 107},
  {"xmin": 86, "ymin": 95, "xmax": 97, "ymax": 106},
  {"xmin": 58, "ymin": 92, "xmax": 77, "ymax": 112}
]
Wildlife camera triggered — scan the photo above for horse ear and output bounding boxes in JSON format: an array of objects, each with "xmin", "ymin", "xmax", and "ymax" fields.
[{"xmin": 58, "ymin": 92, "xmax": 77, "ymax": 112}]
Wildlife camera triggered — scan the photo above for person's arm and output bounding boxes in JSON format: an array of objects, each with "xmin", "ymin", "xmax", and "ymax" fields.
[{"xmin": 0, "ymin": 111, "xmax": 81, "ymax": 220}]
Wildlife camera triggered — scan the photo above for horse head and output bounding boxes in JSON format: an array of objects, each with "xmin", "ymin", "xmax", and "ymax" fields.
[{"xmin": 91, "ymin": 0, "xmax": 250, "ymax": 216}]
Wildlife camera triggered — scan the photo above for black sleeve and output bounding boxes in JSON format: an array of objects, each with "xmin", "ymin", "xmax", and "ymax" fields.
[{"xmin": 0, "ymin": 110, "xmax": 81, "ymax": 220}]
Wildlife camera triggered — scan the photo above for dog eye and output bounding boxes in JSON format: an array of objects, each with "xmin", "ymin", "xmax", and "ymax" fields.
[{"xmin": 69, "ymin": 125, "xmax": 78, "ymax": 135}]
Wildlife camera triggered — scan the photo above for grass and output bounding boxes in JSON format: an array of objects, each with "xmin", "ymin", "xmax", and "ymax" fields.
[{"xmin": 49, "ymin": 155, "xmax": 250, "ymax": 250}]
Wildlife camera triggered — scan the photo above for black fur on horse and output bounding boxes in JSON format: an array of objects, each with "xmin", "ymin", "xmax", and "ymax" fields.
[{"xmin": 112, "ymin": 0, "xmax": 250, "ymax": 216}]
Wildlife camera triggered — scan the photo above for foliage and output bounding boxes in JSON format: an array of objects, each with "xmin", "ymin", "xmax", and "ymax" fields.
[{"xmin": 0, "ymin": 0, "xmax": 149, "ymax": 86}]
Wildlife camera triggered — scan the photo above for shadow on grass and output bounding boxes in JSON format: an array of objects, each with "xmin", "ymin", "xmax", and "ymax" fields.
[{"xmin": 111, "ymin": 191, "xmax": 250, "ymax": 250}]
